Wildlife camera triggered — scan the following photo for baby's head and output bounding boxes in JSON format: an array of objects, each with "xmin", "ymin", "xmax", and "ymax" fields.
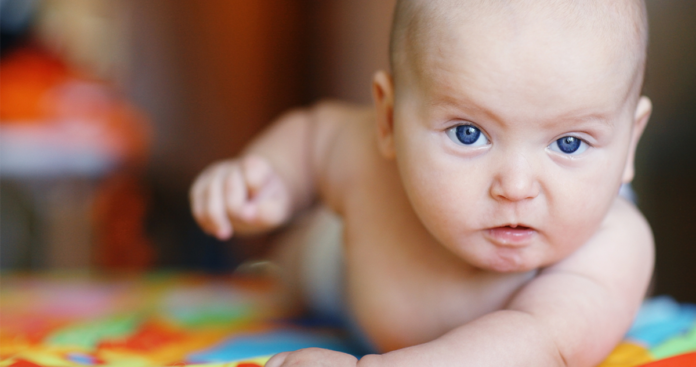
[{"xmin": 372, "ymin": 0, "xmax": 652, "ymax": 272}]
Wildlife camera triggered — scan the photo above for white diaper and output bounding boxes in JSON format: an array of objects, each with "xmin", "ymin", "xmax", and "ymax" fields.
[{"xmin": 297, "ymin": 206, "xmax": 346, "ymax": 319}]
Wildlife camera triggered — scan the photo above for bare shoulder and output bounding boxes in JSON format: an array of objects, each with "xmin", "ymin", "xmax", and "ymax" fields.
[
  {"xmin": 507, "ymin": 199, "xmax": 654, "ymax": 364},
  {"xmin": 308, "ymin": 100, "xmax": 373, "ymax": 158},
  {"xmin": 534, "ymin": 197, "xmax": 654, "ymax": 309},
  {"xmin": 545, "ymin": 197, "xmax": 654, "ymax": 282},
  {"xmin": 306, "ymin": 100, "xmax": 375, "ymax": 214}
]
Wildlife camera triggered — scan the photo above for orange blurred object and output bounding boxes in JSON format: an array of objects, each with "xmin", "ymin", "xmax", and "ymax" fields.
[
  {"xmin": 1, "ymin": 45, "xmax": 153, "ymax": 270},
  {"xmin": 1, "ymin": 46, "xmax": 149, "ymax": 166},
  {"xmin": 0, "ymin": 47, "xmax": 72, "ymax": 123}
]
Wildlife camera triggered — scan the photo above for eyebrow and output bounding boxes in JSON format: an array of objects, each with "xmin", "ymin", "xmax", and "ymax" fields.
[
  {"xmin": 429, "ymin": 93, "xmax": 615, "ymax": 129},
  {"xmin": 546, "ymin": 112, "xmax": 614, "ymax": 128},
  {"xmin": 429, "ymin": 93, "xmax": 501, "ymax": 122}
]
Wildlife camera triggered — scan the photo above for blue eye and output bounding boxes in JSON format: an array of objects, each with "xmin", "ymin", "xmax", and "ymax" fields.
[
  {"xmin": 549, "ymin": 136, "xmax": 588, "ymax": 155},
  {"xmin": 447, "ymin": 125, "xmax": 489, "ymax": 147}
]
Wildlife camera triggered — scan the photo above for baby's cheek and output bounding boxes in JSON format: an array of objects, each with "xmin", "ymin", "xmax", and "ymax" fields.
[
  {"xmin": 399, "ymin": 156, "xmax": 489, "ymax": 239},
  {"xmin": 546, "ymin": 203, "xmax": 605, "ymax": 256},
  {"xmin": 407, "ymin": 197, "xmax": 458, "ymax": 247}
]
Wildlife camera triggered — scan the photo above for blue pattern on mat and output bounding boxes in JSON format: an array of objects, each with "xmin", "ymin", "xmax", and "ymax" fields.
[{"xmin": 627, "ymin": 296, "xmax": 696, "ymax": 347}]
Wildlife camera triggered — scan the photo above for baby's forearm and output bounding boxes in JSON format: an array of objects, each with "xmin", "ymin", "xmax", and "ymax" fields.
[
  {"xmin": 359, "ymin": 310, "xmax": 566, "ymax": 367},
  {"xmin": 242, "ymin": 107, "xmax": 320, "ymax": 215}
]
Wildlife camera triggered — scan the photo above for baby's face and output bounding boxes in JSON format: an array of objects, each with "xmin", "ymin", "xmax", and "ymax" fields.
[{"xmin": 386, "ymin": 12, "xmax": 649, "ymax": 272}]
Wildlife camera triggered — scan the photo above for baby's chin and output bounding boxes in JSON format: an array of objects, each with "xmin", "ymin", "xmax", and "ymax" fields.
[
  {"xmin": 462, "ymin": 247, "xmax": 545, "ymax": 273},
  {"xmin": 482, "ymin": 257, "xmax": 539, "ymax": 273}
]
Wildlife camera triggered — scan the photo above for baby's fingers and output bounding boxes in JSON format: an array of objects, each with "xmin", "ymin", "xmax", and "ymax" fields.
[
  {"xmin": 242, "ymin": 155, "xmax": 275, "ymax": 197},
  {"xmin": 238, "ymin": 155, "xmax": 276, "ymax": 219},
  {"xmin": 204, "ymin": 167, "xmax": 235, "ymax": 239},
  {"xmin": 224, "ymin": 165, "xmax": 248, "ymax": 223},
  {"xmin": 264, "ymin": 352, "xmax": 289, "ymax": 367},
  {"xmin": 265, "ymin": 348, "xmax": 358, "ymax": 367},
  {"xmin": 190, "ymin": 170, "xmax": 221, "ymax": 236},
  {"xmin": 254, "ymin": 175, "xmax": 291, "ymax": 225},
  {"xmin": 241, "ymin": 155, "xmax": 290, "ymax": 224}
]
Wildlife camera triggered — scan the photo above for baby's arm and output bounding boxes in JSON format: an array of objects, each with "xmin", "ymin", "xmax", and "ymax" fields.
[
  {"xmin": 190, "ymin": 101, "xmax": 350, "ymax": 239},
  {"xmin": 377, "ymin": 198, "xmax": 653, "ymax": 367},
  {"xmin": 267, "ymin": 197, "xmax": 654, "ymax": 367}
]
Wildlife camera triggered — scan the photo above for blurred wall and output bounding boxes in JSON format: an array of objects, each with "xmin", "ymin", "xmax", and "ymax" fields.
[
  {"xmin": 308, "ymin": 0, "xmax": 395, "ymax": 103},
  {"xmin": 125, "ymin": 0, "xmax": 310, "ymax": 187},
  {"xmin": 635, "ymin": 1, "xmax": 696, "ymax": 302}
]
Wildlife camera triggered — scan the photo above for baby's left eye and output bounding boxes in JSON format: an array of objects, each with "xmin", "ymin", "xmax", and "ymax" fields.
[
  {"xmin": 548, "ymin": 136, "xmax": 588, "ymax": 155},
  {"xmin": 446, "ymin": 125, "xmax": 489, "ymax": 147}
]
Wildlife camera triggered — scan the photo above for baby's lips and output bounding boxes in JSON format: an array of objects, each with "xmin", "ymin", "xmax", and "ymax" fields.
[{"xmin": 487, "ymin": 226, "xmax": 537, "ymax": 246}]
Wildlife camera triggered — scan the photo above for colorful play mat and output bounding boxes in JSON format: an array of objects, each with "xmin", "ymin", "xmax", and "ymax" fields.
[{"xmin": 1, "ymin": 273, "xmax": 694, "ymax": 367}]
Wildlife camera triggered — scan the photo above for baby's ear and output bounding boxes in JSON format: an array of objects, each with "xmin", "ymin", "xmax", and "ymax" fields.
[
  {"xmin": 622, "ymin": 96, "xmax": 652, "ymax": 183},
  {"xmin": 372, "ymin": 70, "xmax": 396, "ymax": 159}
]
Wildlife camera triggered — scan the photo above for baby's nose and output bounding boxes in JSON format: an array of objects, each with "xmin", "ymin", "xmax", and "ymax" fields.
[{"xmin": 490, "ymin": 154, "xmax": 540, "ymax": 202}]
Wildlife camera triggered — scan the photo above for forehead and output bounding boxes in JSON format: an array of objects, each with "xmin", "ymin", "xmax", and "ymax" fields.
[{"xmin": 401, "ymin": 4, "xmax": 642, "ymax": 120}]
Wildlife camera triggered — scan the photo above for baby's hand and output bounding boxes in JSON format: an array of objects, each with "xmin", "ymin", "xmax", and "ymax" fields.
[
  {"xmin": 190, "ymin": 154, "xmax": 291, "ymax": 239},
  {"xmin": 265, "ymin": 348, "xmax": 359, "ymax": 367}
]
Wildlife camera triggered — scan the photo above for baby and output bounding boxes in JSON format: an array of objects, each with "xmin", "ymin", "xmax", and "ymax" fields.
[{"xmin": 190, "ymin": 0, "xmax": 654, "ymax": 366}]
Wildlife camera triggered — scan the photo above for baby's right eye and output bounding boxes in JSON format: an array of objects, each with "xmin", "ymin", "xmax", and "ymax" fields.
[
  {"xmin": 548, "ymin": 136, "xmax": 588, "ymax": 155},
  {"xmin": 446, "ymin": 125, "xmax": 489, "ymax": 147}
]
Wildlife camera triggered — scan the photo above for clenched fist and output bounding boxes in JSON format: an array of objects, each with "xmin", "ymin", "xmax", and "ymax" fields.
[{"xmin": 190, "ymin": 154, "xmax": 292, "ymax": 239}]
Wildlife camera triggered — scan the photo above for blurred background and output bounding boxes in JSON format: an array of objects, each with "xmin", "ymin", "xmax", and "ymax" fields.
[{"xmin": 0, "ymin": 0, "xmax": 694, "ymax": 302}]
